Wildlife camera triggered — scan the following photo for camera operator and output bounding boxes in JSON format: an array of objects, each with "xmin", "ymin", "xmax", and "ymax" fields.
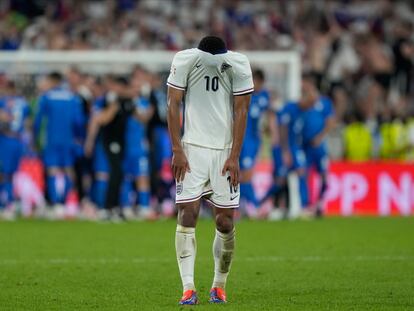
[{"xmin": 85, "ymin": 76, "xmax": 135, "ymax": 220}]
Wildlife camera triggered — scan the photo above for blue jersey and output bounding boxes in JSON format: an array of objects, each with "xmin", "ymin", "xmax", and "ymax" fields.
[
  {"xmin": 34, "ymin": 86, "xmax": 84, "ymax": 147},
  {"xmin": 125, "ymin": 97, "xmax": 150, "ymax": 156},
  {"xmin": 278, "ymin": 102, "xmax": 304, "ymax": 148},
  {"xmin": 0, "ymin": 95, "xmax": 30, "ymax": 136},
  {"xmin": 301, "ymin": 96, "xmax": 334, "ymax": 147},
  {"xmin": 245, "ymin": 89, "xmax": 270, "ymax": 140}
]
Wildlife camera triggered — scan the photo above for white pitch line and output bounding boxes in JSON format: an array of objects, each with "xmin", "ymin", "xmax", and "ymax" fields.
[{"xmin": 0, "ymin": 256, "xmax": 413, "ymax": 265}]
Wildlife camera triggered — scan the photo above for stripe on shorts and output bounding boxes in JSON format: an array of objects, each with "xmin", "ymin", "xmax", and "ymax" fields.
[
  {"xmin": 205, "ymin": 198, "xmax": 239, "ymax": 208},
  {"xmin": 176, "ymin": 190, "xmax": 213, "ymax": 203}
]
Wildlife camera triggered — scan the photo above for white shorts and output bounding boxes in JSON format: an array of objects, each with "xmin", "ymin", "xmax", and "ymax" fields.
[{"xmin": 175, "ymin": 143, "xmax": 239, "ymax": 208}]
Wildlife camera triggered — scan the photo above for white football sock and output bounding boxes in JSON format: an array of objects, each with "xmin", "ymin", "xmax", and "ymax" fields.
[
  {"xmin": 175, "ymin": 225, "xmax": 196, "ymax": 291},
  {"xmin": 212, "ymin": 228, "xmax": 235, "ymax": 289}
]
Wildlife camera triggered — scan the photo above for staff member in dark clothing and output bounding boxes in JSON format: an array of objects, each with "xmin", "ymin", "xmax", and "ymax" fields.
[
  {"xmin": 85, "ymin": 76, "xmax": 135, "ymax": 220},
  {"xmin": 146, "ymin": 72, "xmax": 174, "ymax": 215}
]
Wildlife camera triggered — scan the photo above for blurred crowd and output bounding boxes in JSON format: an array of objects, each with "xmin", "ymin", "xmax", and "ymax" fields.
[
  {"xmin": 1, "ymin": 0, "xmax": 414, "ymax": 220},
  {"xmin": 1, "ymin": 0, "xmax": 414, "ymax": 158},
  {"xmin": 0, "ymin": 67, "xmax": 178, "ymax": 220}
]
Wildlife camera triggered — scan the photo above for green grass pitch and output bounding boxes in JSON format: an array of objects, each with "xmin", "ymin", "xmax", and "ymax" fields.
[{"xmin": 0, "ymin": 217, "xmax": 413, "ymax": 310}]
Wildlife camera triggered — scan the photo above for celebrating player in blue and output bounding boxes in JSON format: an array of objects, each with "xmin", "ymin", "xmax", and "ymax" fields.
[
  {"xmin": 277, "ymin": 74, "xmax": 335, "ymax": 216},
  {"xmin": 0, "ymin": 81, "xmax": 31, "ymax": 219},
  {"xmin": 278, "ymin": 95, "xmax": 308, "ymax": 212},
  {"xmin": 300, "ymin": 75, "xmax": 335, "ymax": 216},
  {"xmin": 120, "ymin": 94, "xmax": 153, "ymax": 218},
  {"xmin": 239, "ymin": 69, "xmax": 270, "ymax": 217},
  {"xmin": 87, "ymin": 93, "xmax": 109, "ymax": 214},
  {"xmin": 34, "ymin": 72, "xmax": 84, "ymax": 217}
]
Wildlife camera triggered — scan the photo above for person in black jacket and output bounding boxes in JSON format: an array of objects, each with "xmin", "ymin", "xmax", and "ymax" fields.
[{"xmin": 85, "ymin": 76, "xmax": 135, "ymax": 220}]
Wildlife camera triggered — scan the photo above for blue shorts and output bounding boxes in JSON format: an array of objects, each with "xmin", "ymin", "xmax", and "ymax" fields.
[
  {"xmin": 305, "ymin": 145, "xmax": 329, "ymax": 174},
  {"xmin": 291, "ymin": 146, "xmax": 307, "ymax": 170},
  {"xmin": 72, "ymin": 142, "xmax": 84, "ymax": 159},
  {"xmin": 271, "ymin": 145, "xmax": 287, "ymax": 177},
  {"xmin": 240, "ymin": 137, "xmax": 260, "ymax": 170},
  {"xmin": 43, "ymin": 144, "xmax": 74, "ymax": 168},
  {"xmin": 123, "ymin": 152, "xmax": 149, "ymax": 178},
  {"xmin": 0, "ymin": 135, "xmax": 23, "ymax": 175},
  {"xmin": 93, "ymin": 141, "xmax": 109, "ymax": 173}
]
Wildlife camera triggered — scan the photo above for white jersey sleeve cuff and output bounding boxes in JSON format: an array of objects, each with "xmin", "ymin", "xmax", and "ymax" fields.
[
  {"xmin": 233, "ymin": 87, "xmax": 254, "ymax": 96},
  {"xmin": 167, "ymin": 81, "xmax": 186, "ymax": 91}
]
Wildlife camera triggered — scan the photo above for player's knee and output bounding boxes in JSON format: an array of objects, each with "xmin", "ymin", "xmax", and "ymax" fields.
[
  {"xmin": 177, "ymin": 205, "xmax": 198, "ymax": 227},
  {"xmin": 47, "ymin": 167, "xmax": 60, "ymax": 175},
  {"xmin": 215, "ymin": 214, "xmax": 234, "ymax": 234}
]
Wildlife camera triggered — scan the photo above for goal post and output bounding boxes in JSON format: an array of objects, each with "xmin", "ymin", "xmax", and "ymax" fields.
[{"xmin": 0, "ymin": 50, "xmax": 301, "ymax": 100}]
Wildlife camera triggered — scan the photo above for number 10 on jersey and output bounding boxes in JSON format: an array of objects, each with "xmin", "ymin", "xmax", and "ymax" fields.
[{"xmin": 204, "ymin": 76, "xmax": 219, "ymax": 92}]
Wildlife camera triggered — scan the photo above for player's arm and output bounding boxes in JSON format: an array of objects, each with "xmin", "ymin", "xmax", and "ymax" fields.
[
  {"xmin": 222, "ymin": 93, "xmax": 251, "ymax": 186},
  {"xmin": 167, "ymin": 86, "xmax": 189, "ymax": 182},
  {"xmin": 84, "ymin": 96, "xmax": 118, "ymax": 157},
  {"xmin": 312, "ymin": 100, "xmax": 336, "ymax": 147},
  {"xmin": 312, "ymin": 116, "xmax": 336, "ymax": 147},
  {"xmin": 84, "ymin": 115, "xmax": 100, "ymax": 157},
  {"xmin": 278, "ymin": 109, "xmax": 292, "ymax": 167},
  {"xmin": 225, "ymin": 54, "xmax": 254, "ymax": 186},
  {"xmin": 267, "ymin": 109, "xmax": 280, "ymax": 146}
]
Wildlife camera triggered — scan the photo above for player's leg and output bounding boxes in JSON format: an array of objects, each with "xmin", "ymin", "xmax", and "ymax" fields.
[
  {"xmin": 293, "ymin": 148, "xmax": 309, "ymax": 209},
  {"xmin": 91, "ymin": 142, "xmax": 109, "ymax": 217},
  {"xmin": 135, "ymin": 153, "xmax": 151, "ymax": 217},
  {"xmin": 211, "ymin": 207, "xmax": 235, "ymax": 301},
  {"xmin": 1, "ymin": 137, "xmax": 23, "ymax": 215},
  {"xmin": 260, "ymin": 144, "xmax": 286, "ymax": 204},
  {"xmin": 313, "ymin": 146, "xmax": 329, "ymax": 217},
  {"xmin": 239, "ymin": 139, "xmax": 260, "ymax": 216},
  {"xmin": 120, "ymin": 155, "xmax": 135, "ymax": 218},
  {"xmin": 44, "ymin": 146, "xmax": 60, "ymax": 206},
  {"xmin": 176, "ymin": 201, "xmax": 200, "ymax": 294},
  {"xmin": 153, "ymin": 126, "xmax": 174, "ymax": 211},
  {"xmin": 175, "ymin": 143, "xmax": 210, "ymax": 305},
  {"xmin": 207, "ymin": 148, "xmax": 239, "ymax": 303},
  {"xmin": 103, "ymin": 145, "xmax": 124, "ymax": 217},
  {"xmin": 93, "ymin": 172, "xmax": 108, "ymax": 210}
]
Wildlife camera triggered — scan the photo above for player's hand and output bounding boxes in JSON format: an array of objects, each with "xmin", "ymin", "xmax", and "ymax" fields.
[
  {"xmin": 312, "ymin": 135, "xmax": 323, "ymax": 147},
  {"xmin": 282, "ymin": 149, "xmax": 292, "ymax": 167},
  {"xmin": 172, "ymin": 150, "xmax": 190, "ymax": 182},
  {"xmin": 222, "ymin": 156, "xmax": 239, "ymax": 187}
]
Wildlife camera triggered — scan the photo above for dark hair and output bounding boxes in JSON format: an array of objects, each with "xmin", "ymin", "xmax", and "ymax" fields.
[
  {"xmin": 302, "ymin": 72, "xmax": 317, "ymax": 85},
  {"xmin": 198, "ymin": 36, "xmax": 227, "ymax": 55},
  {"xmin": 6, "ymin": 80, "xmax": 16, "ymax": 89},
  {"xmin": 253, "ymin": 69, "xmax": 265, "ymax": 82},
  {"xmin": 48, "ymin": 72, "xmax": 63, "ymax": 83}
]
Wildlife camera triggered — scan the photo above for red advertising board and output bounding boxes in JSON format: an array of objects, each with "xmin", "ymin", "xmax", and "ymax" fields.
[
  {"xmin": 15, "ymin": 157, "xmax": 414, "ymax": 216},
  {"xmin": 254, "ymin": 161, "xmax": 414, "ymax": 216},
  {"xmin": 319, "ymin": 162, "xmax": 414, "ymax": 216}
]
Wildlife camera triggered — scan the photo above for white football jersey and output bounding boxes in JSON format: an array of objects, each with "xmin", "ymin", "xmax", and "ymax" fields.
[{"xmin": 167, "ymin": 48, "xmax": 254, "ymax": 149}]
